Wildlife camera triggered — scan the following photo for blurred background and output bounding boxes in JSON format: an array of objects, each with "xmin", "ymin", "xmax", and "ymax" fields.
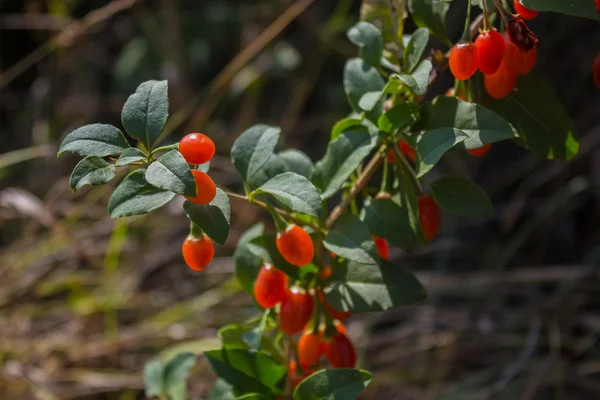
[{"xmin": 1, "ymin": 0, "xmax": 600, "ymax": 399}]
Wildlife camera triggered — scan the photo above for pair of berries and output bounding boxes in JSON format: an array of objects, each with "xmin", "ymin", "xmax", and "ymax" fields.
[
  {"xmin": 180, "ymin": 133, "xmax": 217, "ymax": 205},
  {"xmin": 449, "ymin": 28, "xmax": 505, "ymax": 81},
  {"xmin": 386, "ymin": 140, "xmax": 416, "ymax": 164},
  {"xmin": 276, "ymin": 224, "xmax": 314, "ymax": 267},
  {"xmin": 297, "ymin": 322, "xmax": 356, "ymax": 371},
  {"xmin": 254, "ymin": 263, "xmax": 314, "ymax": 334}
]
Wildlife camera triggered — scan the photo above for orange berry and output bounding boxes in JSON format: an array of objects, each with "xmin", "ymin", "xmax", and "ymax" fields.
[
  {"xmin": 513, "ymin": 0, "xmax": 539, "ymax": 20},
  {"xmin": 467, "ymin": 144, "xmax": 492, "ymax": 157},
  {"xmin": 503, "ymin": 32, "xmax": 536, "ymax": 75},
  {"xmin": 475, "ymin": 30, "xmax": 506, "ymax": 75},
  {"xmin": 182, "ymin": 234, "xmax": 214, "ymax": 271},
  {"xmin": 484, "ymin": 59, "xmax": 517, "ymax": 99},
  {"xmin": 319, "ymin": 265, "xmax": 332, "ymax": 280},
  {"xmin": 449, "ymin": 42, "xmax": 478, "ymax": 80},
  {"xmin": 179, "ymin": 133, "xmax": 215, "ymax": 165},
  {"xmin": 418, "ymin": 195, "xmax": 441, "ymax": 241},
  {"xmin": 322, "ymin": 333, "xmax": 356, "ymax": 368},
  {"xmin": 298, "ymin": 332, "xmax": 323, "ymax": 369},
  {"xmin": 254, "ymin": 263, "xmax": 288, "ymax": 308},
  {"xmin": 399, "ymin": 140, "xmax": 416, "ymax": 163},
  {"xmin": 386, "ymin": 150, "xmax": 395, "ymax": 164},
  {"xmin": 185, "ymin": 169, "xmax": 216, "ymax": 205},
  {"xmin": 279, "ymin": 287, "xmax": 314, "ymax": 335},
  {"xmin": 372, "ymin": 234, "xmax": 389, "ymax": 261},
  {"xmin": 276, "ymin": 225, "xmax": 314, "ymax": 267}
]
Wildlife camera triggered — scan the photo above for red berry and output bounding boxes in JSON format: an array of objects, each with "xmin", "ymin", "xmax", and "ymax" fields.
[
  {"xmin": 513, "ymin": 0, "xmax": 539, "ymax": 20},
  {"xmin": 279, "ymin": 287, "xmax": 314, "ymax": 334},
  {"xmin": 484, "ymin": 59, "xmax": 517, "ymax": 99},
  {"xmin": 185, "ymin": 169, "xmax": 217, "ymax": 205},
  {"xmin": 386, "ymin": 150, "xmax": 395, "ymax": 164},
  {"xmin": 372, "ymin": 234, "xmax": 389, "ymax": 261},
  {"xmin": 467, "ymin": 144, "xmax": 492, "ymax": 157},
  {"xmin": 597, "ymin": 0, "xmax": 600, "ymax": 13},
  {"xmin": 449, "ymin": 42, "xmax": 479, "ymax": 80},
  {"xmin": 317, "ymin": 290, "xmax": 351, "ymax": 322},
  {"xmin": 179, "ymin": 133, "xmax": 215, "ymax": 165},
  {"xmin": 475, "ymin": 30, "xmax": 506, "ymax": 75},
  {"xmin": 594, "ymin": 53, "xmax": 600, "ymax": 90},
  {"xmin": 297, "ymin": 332, "xmax": 322, "ymax": 369},
  {"xmin": 182, "ymin": 234, "xmax": 214, "ymax": 271},
  {"xmin": 254, "ymin": 263, "xmax": 288, "ymax": 308},
  {"xmin": 418, "ymin": 195, "xmax": 441, "ymax": 241},
  {"xmin": 319, "ymin": 265, "xmax": 332, "ymax": 280},
  {"xmin": 322, "ymin": 333, "xmax": 356, "ymax": 368},
  {"xmin": 399, "ymin": 140, "xmax": 416, "ymax": 163},
  {"xmin": 276, "ymin": 225, "xmax": 314, "ymax": 267},
  {"xmin": 503, "ymin": 32, "xmax": 536, "ymax": 75}
]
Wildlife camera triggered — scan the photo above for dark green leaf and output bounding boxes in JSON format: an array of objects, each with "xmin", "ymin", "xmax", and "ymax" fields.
[
  {"xmin": 414, "ymin": 96, "xmax": 519, "ymax": 149},
  {"xmin": 121, "ymin": 80, "xmax": 169, "ymax": 150},
  {"xmin": 347, "ymin": 22, "xmax": 384, "ymax": 67},
  {"xmin": 108, "ymin": 169, "xmax": 176, "ymax": 218},
  {"xmin": 404, "ymin": 28, "xmax": 430, "ymax": 73},
  {"xmin": 293, "ymin": 369, "xmax": 373, "ymax": 400},
  {"xmin": 311, "ymin": 129, "xmax": 376, "ymax": 200},
  {"xmin": 164, "ymin": 353, "xmax": 197, "ymax": 400},
  {"xmin": 415, "ymin": 128, "xmax": 467, "ymax": 177},
  {"xmin": 359, "ymin": 0, "xmax": 404, "ymax": 50},
  {"xmin": 343, "ymin": 58, "xmax": 385, "ymax": 119},
  {"xmin": 277, "ymin": 149, "xmax": 314, "ymax": 179},
  {"xmin": 58, "ymin": 124, "xmax": 130, "ymax": 157},
  {"xmin": 143, "ymin": 359, "xmax": 165, "ymax": 397},
  {"xmin": 145, "ymin": 150, "xmax": 196, "ymax": 196},
  {"xmin": 393, "ymin": 169, "xmax": 428, "ymax": 244},
  {"xmin": 324, "ymin": 260, "xmax": 427, "ymax": 312},
  {"xmin": 378, "ymin": 103, "xmax": 419, "ymax": 134},
  {"xmin": 359, "ymin": 60, "xmax": 432, "ymax": 111},
  {"xmin": 234, "ymin": 224, "xmax": 265, "ymax": 295},
  {"xmin": 324, "ymin": 214, "xmax": 380, "ymax": 266},
  {"xmin": 361, "ymin": 198, "xmax": 415, "ymax": 251},
  {"xmin": 521, "ymin": 0, "xmax": 600, "ymax": 21},
  {"xmin": 183, "ymin": 189, "xmax": 231, "ymax": 244},
  {"xmin": 218, "ymin": 324, "xmax": 284, "ymax": 363},
  {"xmin": 204, "ymin": 349, "xmax": 286, "ymax": 397},
  {"xmin": 241, "ymin": 310, "xmax": 269, "ymax": 350},
  {"xmin": 408, "ymin": 0, "xmax": 450, "ymax": 43},
  {"xmin": 253, "ymin": 172, "xmax": 323, "ymax": 219},
  {"xmin": 430, "ymin": 176, "xmax": 493, "ymax": 218},
  {"xmin": 231, "ymin": 124, "xmax": 287, "ymax": 189},
  {"xmin": 236, "ymin": 394, "xmax": 271, "ymax": 400},
  {"xmin": 331, "ymin": 115, "xmax": 364, "ymax": 140},
  {"xmin": 69, "ymin": 156, "xmax": 116, "ymax": 192},
  {"xmin": 116, "ymin": 148, "xmax": 147, "ymax": 166},
  {"xmin": 207, "ymin": 379, "xmax": 236, "ymax": 400},
  {"xmin": 247, "ymin": 234, "xmax": 319, "ymax": 280},
  {"xmin": 481, "ymin": 75, "xmax": 578, "ymax": 160}
]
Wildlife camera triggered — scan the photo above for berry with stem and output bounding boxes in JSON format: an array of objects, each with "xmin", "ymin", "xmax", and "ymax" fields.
[
  {"xmin": 179, "ymin": 133, "xmax": 215, "ymax": 165},
  {"xmin": 254, "ymin": 263, "xmax": 288, "ymax": 309},
  {"xmin": 475, "ymin": 29, "xmax": 506, "ymax": 75},
  {"xmin": 185, "ymin": 169, "xmax": 217, "ymax": 205},
  {"xmin": 449, "ymin": 42, "xmax": 479, "ymax": 80},
  {"xmin": 182, "ymin": 231, "xmax": 214, "ymax": 272},
  {"xmin": 276, "ymin": 224, "xmax": 315, "ymax": 267}
]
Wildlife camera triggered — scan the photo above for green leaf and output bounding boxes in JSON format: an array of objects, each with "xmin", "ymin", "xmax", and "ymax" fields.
[
  {"xmin": 236, "ymin": 394, "xmax": 271, "ymax": 400},
  {"xmin": 121, "ymin": 80, "xmax": 169, "ymax": 150},
  {"xmin": 247, "ymin": 234, "xmax": 318, "ymax": 280},
  {"xmin": 404, "ymin": 28, "xmax": 430, "ymax": 73},
  {"xmin": 143, "ymin": 359, "xmax": 165, "ymax": 397},
  {"xmin": 430, "ymin": 176, "xmax": 493, "ymax": 218},
  {"xmin": 361, "ymin": 198, "xmax": 415, "ymax": 251},
  {"xmin": 164, "ymin": 352, "xmax": 197, "ymax": 400},
  {"xmin": 415, "ymin": 128, "xmax": 467, "ymax": 177},
  {"xmin": 207, "ymin": 379, "xmax": 236, "ymax": 400},
  {"xmin": 218, "ymin": 324, "xmax": 283, "ymax": 363},
  {"xmin": 414, "ymin": 96, "xmax": 519, "ymax": 149},
  {"xmin": 324, "ymin": 214, "xmax": 380, "ymax": 266},
  {"xmin": 69, "ymin": 156, "xmax": 116, "ymax": 192},
  {"xmin": 347, "ymin": 22, "xmax": 383, "ymax": 67},
  {"xmin": 108, "ymin": 169, "xmax": 176, "ymax": 218},
  {"xmin": 521, "ymin": 0, "xmax": 600, "ymax": 21},
  {"xmin": 343, "ymin": 58, "xmax": 385, "ymax": 119},
  {"xmin": 241, "ymin": 310, "xmax": 270, "ymax": 350},
  {"xmin": 58, "ymin": 124, "xmax": 130, "ymax": 157},
  {"xmin": 145, "ymin": 150, "xmax": 196, "ymax": 196},
  {"xmin": 116, "ymin": 148, "xmax": 147, "ymax": 166},
  {"xmin": 378, "ymin": 103, "xmax": 419, "ymax": 134},
  {"xmin": 277, "ymin": 149, "xmax": 314, "ymax": 179},
  {"xmin": 293, "ymin": 369, "xmax": 373, "ymax": 400},
  {"xmin": 359, "ymin": 60, "xmax": 432, "ymax": 110},
  {"xmin": 394, "ymin": 168, "xmax": 428, "ymax": 245},
  {"xmin": 359, "ymin": 0, "xmax": 404, "ymax": 50},
  {"xmin": 204, "ymin": 349, "xmax": 286, "ymax": 397},
  {"xmin": 324, "ymin": 259, "xmax": 427, "ymax": 312},
  {"xmin": 311, "ymin": 129, "xmax": 376, "ymax": 200},
  {"xmin": 183, "ymin": 189, "xmax": 231, "ymax": 244},
  {"xmin": 198, "ymin": 161, "xmax": 211, "ymax": 173},
  {"xmin": 481, "ymin": 75, "xmax": 578, "ymax": 160},
  {"xmin": 253, "ymin": 172, "xmax": 323, "ymax": 219},
  {"xmin": 331, "ymin": 115, "xmax": 364, "ymax": 140},
  {"xmin": 234, "ymin": 224, "xmax": 265, "ymax": 295},
  {"xmin": 408, "ymin": 0, "xmax": 450, "ymax": 43},
  {"xmin": 231, "ymin": 124, "xmax": 287, "ymax": 189}
]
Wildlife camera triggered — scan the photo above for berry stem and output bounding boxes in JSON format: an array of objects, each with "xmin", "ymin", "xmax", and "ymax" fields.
[
  {"xmin": 481, "ymin": 0, "xmax": 490, "ymax": 31},
  {"xmin": 311, "ymin": 296, "xmax": 322, "ymax": 335},
  {"xmin": 461, "ymin": 0, "xmax": 473, "ymax": 42},
  {"xmin": 189, "ymin": 222, "xmax": 204, "ymax": 238},
  {"xmin": 380, "ymin": 153, "xmax": 390, "ymax": 193},
  {"xmin": 150, "ymin": 142, "xmax": 179, "ymax": 155}
]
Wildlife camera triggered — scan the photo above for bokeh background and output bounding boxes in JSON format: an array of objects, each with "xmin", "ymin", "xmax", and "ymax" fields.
[{"xmin": 2, "ymin": 0, "xmax": 600, "ymax": 399}]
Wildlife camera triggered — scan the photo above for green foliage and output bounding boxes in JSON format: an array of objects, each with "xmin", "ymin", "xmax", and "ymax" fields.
[
  {"xmin": 277, "ymin": 150, "xmax": 314, "ymax": 179},
  {"xmin": 293, "ymin": 369, "xmax": 373, "ymax": 400},
  {"xmin": 116, "ymin": 148, "xmax": 147, "ymax": 165},
  {"xmin": 58, "ymin": 124, "xmax": 130, "ymax": 157},
  {"xmin": 253, "ymin": 172, "xmax": 323, "ymax": 219},
  {"xmin": 361, "ymin": 198, "xmax": 415, "ymax": 251},
  {"xmin": 247, "ymin": 234, "xmax": 319, "ymax": 280},
  {"xmin": 330, "ymin": 115, "xmax": 365, "ymax": 140},
  {"xmin": 234, "ymin": 224, "xmax": 265, "ymax": 295},
  {"xmin": 415, "ymin": 128, "xmax": 467, "ymax": 177},
  {"xmin": 521, "ymin": 0, "xmax": 600, "ymax": 21},
  {"xmin": 343, "ymin": 58, "xmax": 385, "ymax": 120},
  {"xmin": 145, "ymin": 150, "xmax": 196, "ymax": 196},
  {"xmin": 121, "ymin": 80, "xmax": 169, "ymax": 150},
  {"xmin": 430, "ymin": 176, "xmax": 493, "ymax": 218},
  {"xmin": 143, "ymin": 353, "xmax": 197, "ymax": 400},
  {"xmin": 183, "ymin": 189, "xmax": 231, "ymax": 244},
  {"xmin": 324, "ymin": 214, "xmax": 380, "ymax": 266},
  {"xmin": 347, "ymin": 22, "xmax": 384, "ymax": 67},
  {"xmin": 69, "ymin": 156, "xmax": 116, "ymax": 192},
  {"xmin": 378, "ymin": 103, "xmax": 419, "ymax": 134},
  {"xmin": 408, "ymin": 0, "xmax": 450, "ymax": 44},
  {"xmin": 404, "ymin": 28, "xmax": 430, "ymax": 73}
]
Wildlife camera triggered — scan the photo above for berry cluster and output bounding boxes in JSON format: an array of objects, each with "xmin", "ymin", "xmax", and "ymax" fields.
[{"xmin": 180, "ymin": 133, "xmax": 218, "ymax": 272}]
